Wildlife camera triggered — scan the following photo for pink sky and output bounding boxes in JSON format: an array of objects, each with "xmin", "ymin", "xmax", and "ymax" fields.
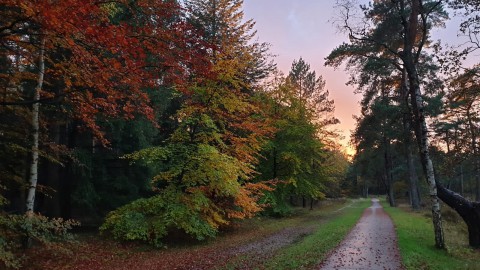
[
  {"xmin": 243, "ymin": 0, "xmax": 474, "ymax": 154},
  {"xmin": 243, "ymin": 0, "xmax": 365, "ymax": 153}
]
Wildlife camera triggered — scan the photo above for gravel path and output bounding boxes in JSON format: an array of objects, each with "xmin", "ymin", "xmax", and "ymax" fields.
[{"xmin": 319, "ymin": 199, "xmax": 403, "ymax": 270}]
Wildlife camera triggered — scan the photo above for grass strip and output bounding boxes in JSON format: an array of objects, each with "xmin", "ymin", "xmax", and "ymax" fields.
[
  {"xmin": 381, "ymin": 202, "xmax": 478, "ymax": 270},
  {"xmin": 261, "ymin": 199, "xmax": 371, "ymax": 270}
]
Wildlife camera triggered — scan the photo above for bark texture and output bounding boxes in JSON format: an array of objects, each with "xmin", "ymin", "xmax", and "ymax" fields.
[
  {"xmin": 402, "ymin": 0, "xmax": 445, "ymax": 248},
  {"xmin": 437, "ymin": 183, "xmax": 480, "ymax": 247},
  {"xmin": 405, "ymin": 60, "xmax": 445, "ymax": 249},
  {"xmin": 26, "ymin": 36, "xmax": 45, "ymax": 215},
  {"xmin": 384, "ymin": 137, "xmax": 395, "ymax": 207},
  {"xmin": 401, "ymin": 68, "xmax": 421, "ymax": 209}
]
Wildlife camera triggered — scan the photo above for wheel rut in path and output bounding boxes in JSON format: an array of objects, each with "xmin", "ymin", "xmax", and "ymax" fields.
[{"xmin": 319, "ymin": 199, "xmax": 403, "ymax": 270}]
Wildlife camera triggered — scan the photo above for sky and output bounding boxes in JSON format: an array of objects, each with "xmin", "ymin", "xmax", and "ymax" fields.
[
  {"xmin": 242, "ymin": 0, "xmax": 370, "ymax": 155},
  {"xmin": 242, "ymin": 0, "xmax": 471, "ymax": 155}
]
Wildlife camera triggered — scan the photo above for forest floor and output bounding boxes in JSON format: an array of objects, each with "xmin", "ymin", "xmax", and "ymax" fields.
[
  {"xmin": 382, "ymin": 200, "xmax": 480, "ymax": 270},
  {"xmin": 25, "ymin": 199, "xmax": 370, "ymax": 270},
  {"xmin": 24, "ymin": 198, "xmax": 480, "ymax": 270}
]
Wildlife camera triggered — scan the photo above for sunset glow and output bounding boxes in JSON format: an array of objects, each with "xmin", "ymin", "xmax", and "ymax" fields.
[
  {"xmin": 243, "ymin": 0, "xmax": 470, "ymax": 155},
  {"xmin": 243, "ymin": 0, "xmax": 363, "ymax": 152}
]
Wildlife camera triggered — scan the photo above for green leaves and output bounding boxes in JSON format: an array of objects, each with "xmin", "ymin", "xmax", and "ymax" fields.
[
  {"xmin": 0, "ymin": 213, "xmax": 79, "ymax": 269},
  {"xmin": 100, "ymin": 190, "xmax": 218, "ymax": 247}
]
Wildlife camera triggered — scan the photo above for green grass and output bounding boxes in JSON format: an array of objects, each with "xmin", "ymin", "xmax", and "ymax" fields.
[
  {"xmin": 382, "ymin": 201, "xmax": 480, "ymax": 270},
  {"xmin": 259, "ymin": 199, "xmax": 372, "ymax": 270}
]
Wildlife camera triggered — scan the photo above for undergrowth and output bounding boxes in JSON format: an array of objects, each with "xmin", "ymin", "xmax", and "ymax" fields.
[{"xmin": 382, "ymin": 201, "xmax": 479, "ymax": 270}]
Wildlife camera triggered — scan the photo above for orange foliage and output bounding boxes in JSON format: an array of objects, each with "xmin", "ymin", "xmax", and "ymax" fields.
[{"xmin": 1, "ymin": 0, "xmax": 211, "ymax": 144}]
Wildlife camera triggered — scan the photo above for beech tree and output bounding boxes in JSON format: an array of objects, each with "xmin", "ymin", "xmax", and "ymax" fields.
[{"xmin": 101, "ymin": 0, "xmax": 276, "ymax": 244}]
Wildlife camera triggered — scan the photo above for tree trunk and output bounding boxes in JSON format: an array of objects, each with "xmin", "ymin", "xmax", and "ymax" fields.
[
  {"xmin": 26, "ymin": 36, "xmax": 45, "ymax": 216},
  {"xmin": 401, "ymin": 68, "xmax": 421, "ymax": 209},
  {"xmin": 437, "ymin": 183, "xmax": 480, "ymax": 248},
  {"xmin": 407, "ymin": 148, "xmax": 421, "ymax": 208},
  {"xmin": 402, "ymin": 0, "xmax": 445, "ymax": 249},
  {"xmin": 405, "ymin": 64, "xmax": 445, "ymax": 248},
  {"xmin": 384, "ymin": 137, "xmax": 395, "ymax": 207}
]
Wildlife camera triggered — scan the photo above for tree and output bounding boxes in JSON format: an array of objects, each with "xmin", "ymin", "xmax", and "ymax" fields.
[
  {"xmin": 185, "ymin": 0, "xmax": 274, "ymax": 87},
  {"xmin": 328, "ymin": 0, "xmax": 480, "ymax": 248},
  {"xmin": 101, "ymin": 0, "xmax": 276, "ymax": 244},
  {"xmin": 327, "ymin": 0, "xmax": 447, "ymax": 248},
  {"xmin": 287, "ymin": 58, "xmax": 340, "ymax": 147},
  {"xmin": 433, "ymin": 67, "xmax": 480, "ymax": 200},
  {"xmin": 352, "ymin": 95, "xmax": 403, "ymax": 206},
  {"xmin": 0, "ymin": 0, "xmax": 210, "ymax": 216},
  {"xmin": 256, "ymin": 59, "xmax": 339, "ymax": 215}
]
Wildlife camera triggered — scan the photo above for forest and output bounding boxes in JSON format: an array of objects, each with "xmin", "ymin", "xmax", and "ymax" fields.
[{"xmin": 0, "ymin": 0, "xmax": 479, "ymax": 269}]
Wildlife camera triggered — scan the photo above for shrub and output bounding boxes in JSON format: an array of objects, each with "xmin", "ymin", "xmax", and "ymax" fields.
[
  {"xmin": 100, "ymin": 188, "xmax": 219, "ymax": 247},
  {"xmin": 0, "ymin": 212, "xmax": 79, "ymax": 269}
]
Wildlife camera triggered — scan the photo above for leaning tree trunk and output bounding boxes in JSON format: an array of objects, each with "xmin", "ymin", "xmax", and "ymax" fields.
[
  {"xmin": 26, "ymin": 35, "xmax": 45, "ymax": 216},
  {"xmin": 405, "ymin": 62, "xmax": 445, "ymax": 249},
  {"xmin": 437, "ymin": 183, "xmax": 480, "ymax": 247}
]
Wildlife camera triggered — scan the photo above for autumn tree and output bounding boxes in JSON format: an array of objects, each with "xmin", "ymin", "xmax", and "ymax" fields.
[
  {"xmin": 0, "ymin": 1, "xmax": 213, "ymax": 265},
  {"xmin": 101, "ymin": 0, "xmax": 276, "ymax": 244}
]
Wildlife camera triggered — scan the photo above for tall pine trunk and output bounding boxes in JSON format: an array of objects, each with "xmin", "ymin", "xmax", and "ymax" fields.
[
  {"xmin": 402, "ymin": 0, "xmax": 445, "ymax": 249},
  {"xmin": 401, "ymin": 68, "xmax": 421, "ymax": 209},
  {"xmin": 407, "ymin": 148, "xmax": 421, "ymax": 208},
  {"xmin": 26, "ymin": 35, "xmax": 45, "ymax": 215}
]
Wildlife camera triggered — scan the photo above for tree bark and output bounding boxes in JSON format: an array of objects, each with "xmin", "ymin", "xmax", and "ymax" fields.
[
  {"xmin": 405, "ymin": 61, "xmax": 445, "ymax": 249},
  {"xmin": 437, "ymin": 183, "xmax": 480, "ymax": 247},
  {"xmin": 26, "ymin": 35, "xmax": 45, "ymax": 215},
  {"xmin": 401, "ymin": 0, "xmax": 445, "ymax": 249},
  {"xmin": 466, "ymin": 105, "xmax": 480, "ymax": 201},
  {"xmin": 407, "ymin": 148, "xmax": 421, "ymax": 207},
  {"xmin": 384, "ymin": 137, "xmax": 395, "ymax": 207},
  {"xmin": 401, "ymin": 68, "xmax": 421, "ymax": 209}
]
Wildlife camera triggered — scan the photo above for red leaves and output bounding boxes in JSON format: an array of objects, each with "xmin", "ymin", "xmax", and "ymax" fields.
[{"xmin": 2, "ymin": 0, "xmax": 211, "ymax": 145}]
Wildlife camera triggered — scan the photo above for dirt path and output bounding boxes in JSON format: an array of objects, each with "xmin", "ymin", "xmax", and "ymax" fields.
[{"xmin": 318, "ymin": 199, "xmax": 403, "ymax": 270}]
